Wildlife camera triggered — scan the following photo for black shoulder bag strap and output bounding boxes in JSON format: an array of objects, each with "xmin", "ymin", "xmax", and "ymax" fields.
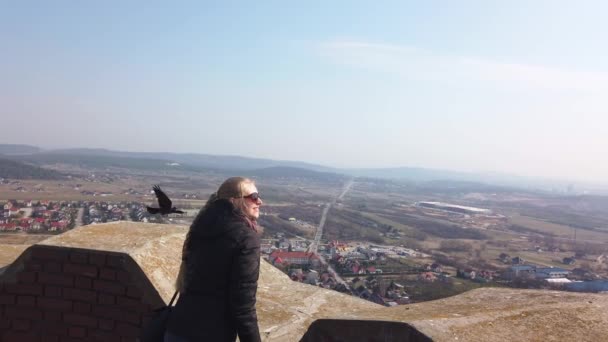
[{"xmin": 168, "ymin": 290, "xmax": 179, "ymax": 307}]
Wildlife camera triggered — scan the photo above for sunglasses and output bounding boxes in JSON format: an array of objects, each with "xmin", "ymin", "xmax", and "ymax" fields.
[{"xmin": 243, "ymin": 192, "xmax": 261, "ymax": 202}]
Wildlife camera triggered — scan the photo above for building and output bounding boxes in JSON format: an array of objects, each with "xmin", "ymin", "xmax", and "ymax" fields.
[
  {"xmin": 511, "ymin": 257, "xmax": 526, "ymax": 265},
  {"xmin": 565, "ymin": 280, "xmax": 608, "ymax": 293},
  {"xmin": 503, "ymin": 265, "xmax": 535, "ymax": 280},
  {"xmin": 269, "ymin": 251, "xmax": 320, "ymax": 267},
  {"xmin": 416, "ymin": 201, "xmax": 491, "ymax": 215},
  {"xmin": 535, "ymin": 267, "xmax": 570, "ymax": 279},
  {"xmin": 503, "ymin": 265, "xmax": 570, "ymax": 281},
  {"xmin": 563, "ymin": 257, "xmax": 576, "ymax": 265}
]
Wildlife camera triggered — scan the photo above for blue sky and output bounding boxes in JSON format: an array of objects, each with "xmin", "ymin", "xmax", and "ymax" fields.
[{"xmin": 1, "ymin": 1, "xmax": 607, "ymax": 183}]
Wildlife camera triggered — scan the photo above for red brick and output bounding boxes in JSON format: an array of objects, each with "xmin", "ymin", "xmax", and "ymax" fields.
[
  {"xmin": 1, "ymin": 331, "xmax": 38, "ymax": 342},
  {"xmin": 63, "ymin": 263, "xmax": 98, "ymax": 278},
  {"xmin": 69, "ymin": 251, "xmax": 89, "ymax": 264},
  {"xmin": 92, "ymin": 305, "xmax": 120, "ymax": 320},
  {"xmin": 99, "ymin": 268, "xmax": 116, "ymax": 280},
  {"xmin": 94, "ymin": 280, "xmax": 125, "ymax": 295},
  {"xmin": 122, "ymin": 311, "xmax": 142, "ymax": 326},
  {"xmin": 31, "ymin": 247, "xmax": 69, "ymax": 261},
  {"xmin": 38, "ymin": 297, "xmax": 72, "ymax": 311},
  {"xmin": 61, "ymin": 338, "xmax": 86, "ymax": 342},
  {"xmin": 5, "ymin": 283, "xmax": 43, "ymax": 296},
  {"xmin": 4, "ymin": 306, "xmax": 43, "ymax": 320},
  {"xmin": 73, "ymin": 301, "xmax": 91, "ymax": 314},
  {"xmin": 17, "ymin": 295, "xmax": 36, "ymax": 307},
  {"xmin": 38, "ymin": 273, "xmax": 74, "ymax": 287},
  {"xmin": 0, "ymin": 318, "xmax": 9, "ymax": 329},
  {"xmin": 44, "ymin": 310, "xmax": 62, "ymax": 322},
  {"xmin": 89, "ymin": 330, "xmax": 116, "ymax": 342},
  {"xmin": 44, "ymin": 261, "xmax": 62, "ymax": 273},
  {"xmin": 126, "ymin": 286, "xmax": 142, "ymax": 299},
  {"xmin": 25, "ymin": 261, "xmax": 43, "ymax": 271},
  {"xmin": 117, "ymin": 296, "xmax": 147, "ymax": 311},
  {"xmin": 88, "ymin": 253, "xmax": 106, "ymax": 267},
  {"xmin": 17, "ymin": 271, "xmax": 37, "ymax": 283},
  {"xmin": 93, "ymin": 306, "xmax": 140, "ymax": 325},
  {"xmin": 64, "ymin": 313, "xmax": 97, "ymax": 327},
  {"xmin": 115, "ymin": 322, "xmax": 140, "ymax": 337},
  {"xmin": 74, "ymin": 276, "xmax": 92, "ymax": 289},
  {"xmin": 45, "ymin": 285, "xmax": 62, "ymax": 298},
  {"xmin": 12, "ymin": 319, "xmax": 30, "ymax": 331},
  {"xmin": 98, "ymin": 318, "xmax": 114, "ymax": 331},
  {"xmin": 68, "ymin": 326, "xmax": 87, "ymax": 338},
  {"xmin": 39, "ymin": 321, "xmax": 68, "ymax": 335},
  {"xmin": 63, "ymin": 288, "xmax": 96, "ymax": 303},
  {"xmin": 41, "ymin": 335, "xmax": 59, "ymax": 342},
  {"xmin": 0, "ymin": 294, "xmax": 16, "ymax": 304},
  {"xmin": 98, "ymin": 293, "xmax": 115, "ymax": 305},
  {"xmin": 116, "ymin": 270, "xmax": 131, "ymax": 283},
  {"xmin": 106, "ymin": 254, "xmax": 124, "ymax": 268}
]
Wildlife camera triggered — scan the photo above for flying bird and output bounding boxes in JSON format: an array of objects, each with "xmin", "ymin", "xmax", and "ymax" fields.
[{"xmin": 147, "ymin": 185, "xmax": 185, "ymax": 215}]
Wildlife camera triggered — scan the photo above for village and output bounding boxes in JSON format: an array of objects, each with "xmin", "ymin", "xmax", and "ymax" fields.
[
  {"xmin": 259, "ymin": 228, "xmax": 608, "ymax": 305},
  {"xmin": 0, "ymin": 199, "xmax": 78, "ymax": 232},
  {"xmin": 3, "ymin": 196, "xmax": 608, "ymax": 305},
  {"xmin": 0, "ymin": 199, "xmax": 152, "ymax": 233}
]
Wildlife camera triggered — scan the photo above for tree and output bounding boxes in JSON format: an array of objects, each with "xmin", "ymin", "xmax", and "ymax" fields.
[{"xmin": 439, "ymin": 240, "xmax": 472, "ymax": 252}]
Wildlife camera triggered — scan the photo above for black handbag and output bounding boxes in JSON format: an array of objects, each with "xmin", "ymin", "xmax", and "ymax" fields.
[{"xmin": 141, "ymin": 290, "xmax": 179, "ymax": 342}]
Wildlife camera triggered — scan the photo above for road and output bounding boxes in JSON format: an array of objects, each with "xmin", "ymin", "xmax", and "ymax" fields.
[
  {"xmin": 309, "ymin": 178, "xmax": 354, "ymax": 254},
  {"xmin": 74, "ymin": 208, "xmax": 84, "ymax": 228},
  {"xmin": 307, "ymin": 179, "xmax": 354, "ymax": 288}
]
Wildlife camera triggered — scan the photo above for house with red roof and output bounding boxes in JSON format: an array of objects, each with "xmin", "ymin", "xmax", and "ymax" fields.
[
  {"xmin": 418, "ymin": 272, "xmax": 437, "ymax": 282},
  {"xmin": 269, "ymin": 251, "xmax": 320, "ymax": 267},
  {"xmin": 50, "ymin": 221, "xmax": 68, "ymax": 231},
  {"xmin": 9, "ymin": 207, "xmax": 21, "ymax": 217},
  {"xmin": 32, "ymin": 218, "xmax": 47, "ymax": 230},
  {"xmin": 4, "ymin": 201, "xmax": 14, "ymax": 210},
  {"xmin": 19, "ymin": 221, "xmax": 31, "ymax": 230},
  {"xmin": 0, "ymin": 223, "xmax": 17, "ymax": 231}
]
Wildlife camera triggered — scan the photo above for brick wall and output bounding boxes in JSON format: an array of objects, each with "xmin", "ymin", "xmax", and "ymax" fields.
[{"xmin": 0, "ymin": 245, "xmax": 161, "ymax": 342}]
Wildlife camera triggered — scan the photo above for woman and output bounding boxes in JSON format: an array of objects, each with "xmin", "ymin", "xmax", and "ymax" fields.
[{"xmin": 165, "ymin": 177, "xmax": 263, "ymax": 342}]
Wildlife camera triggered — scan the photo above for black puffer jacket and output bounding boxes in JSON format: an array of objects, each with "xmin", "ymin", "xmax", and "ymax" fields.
[{"xmin": 167, "ymin": 199, "xmax": 261, "ymax": 342}]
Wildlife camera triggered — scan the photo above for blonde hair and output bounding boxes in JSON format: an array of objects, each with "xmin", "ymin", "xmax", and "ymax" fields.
[{"xmin": 216, "ymin": 176, "xmax": 255, "ymax": 217}]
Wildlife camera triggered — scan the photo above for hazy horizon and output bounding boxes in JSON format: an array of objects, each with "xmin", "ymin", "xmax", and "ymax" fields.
[{"xmin": 2, "ymin": 1, "xmax": 607, "ymax": 183}]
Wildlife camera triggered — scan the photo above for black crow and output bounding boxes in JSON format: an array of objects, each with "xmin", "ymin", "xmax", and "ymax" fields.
[{"xmin": 147, "ymin": 185, "xmax": 185, "ymax": 215}]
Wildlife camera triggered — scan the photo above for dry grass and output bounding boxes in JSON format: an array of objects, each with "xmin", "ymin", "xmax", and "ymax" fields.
[
  {"xmin": 0, "ymin": 233, "xmax": 52, "ymax": 245},
  {"xmin": 510, "ymin": 215, "xmax": 608, "ymax": 243}
]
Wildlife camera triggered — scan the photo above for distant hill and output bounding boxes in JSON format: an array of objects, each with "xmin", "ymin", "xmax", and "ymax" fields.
[
  {"xmin": 9, "ymin": 153, "xmax": 207, "ymax": 173},
  {"xmin": 246, "ymin": 166, "xmax": 346, "ymax": 182},
  {"xmin": 0, "ymin": 158, "xmax": 65, "ymax": 180},
  {"xmin": 45, "ymin": 148, "xmax": 334, "ymax": 172},
  {"xmin": 343, "ymin": 167, "xmax": 579, "ymax": 193},
  {"xmin": 0, "ymin": 144, "xmax": 42, "ymax": 155},
  {"xmin": 0, "ymin": 145, "xmax": 582, "ymax": 192},
  {"xmin": 345, "ymin": 167, "xmax": 474, "ymax": 182}
]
